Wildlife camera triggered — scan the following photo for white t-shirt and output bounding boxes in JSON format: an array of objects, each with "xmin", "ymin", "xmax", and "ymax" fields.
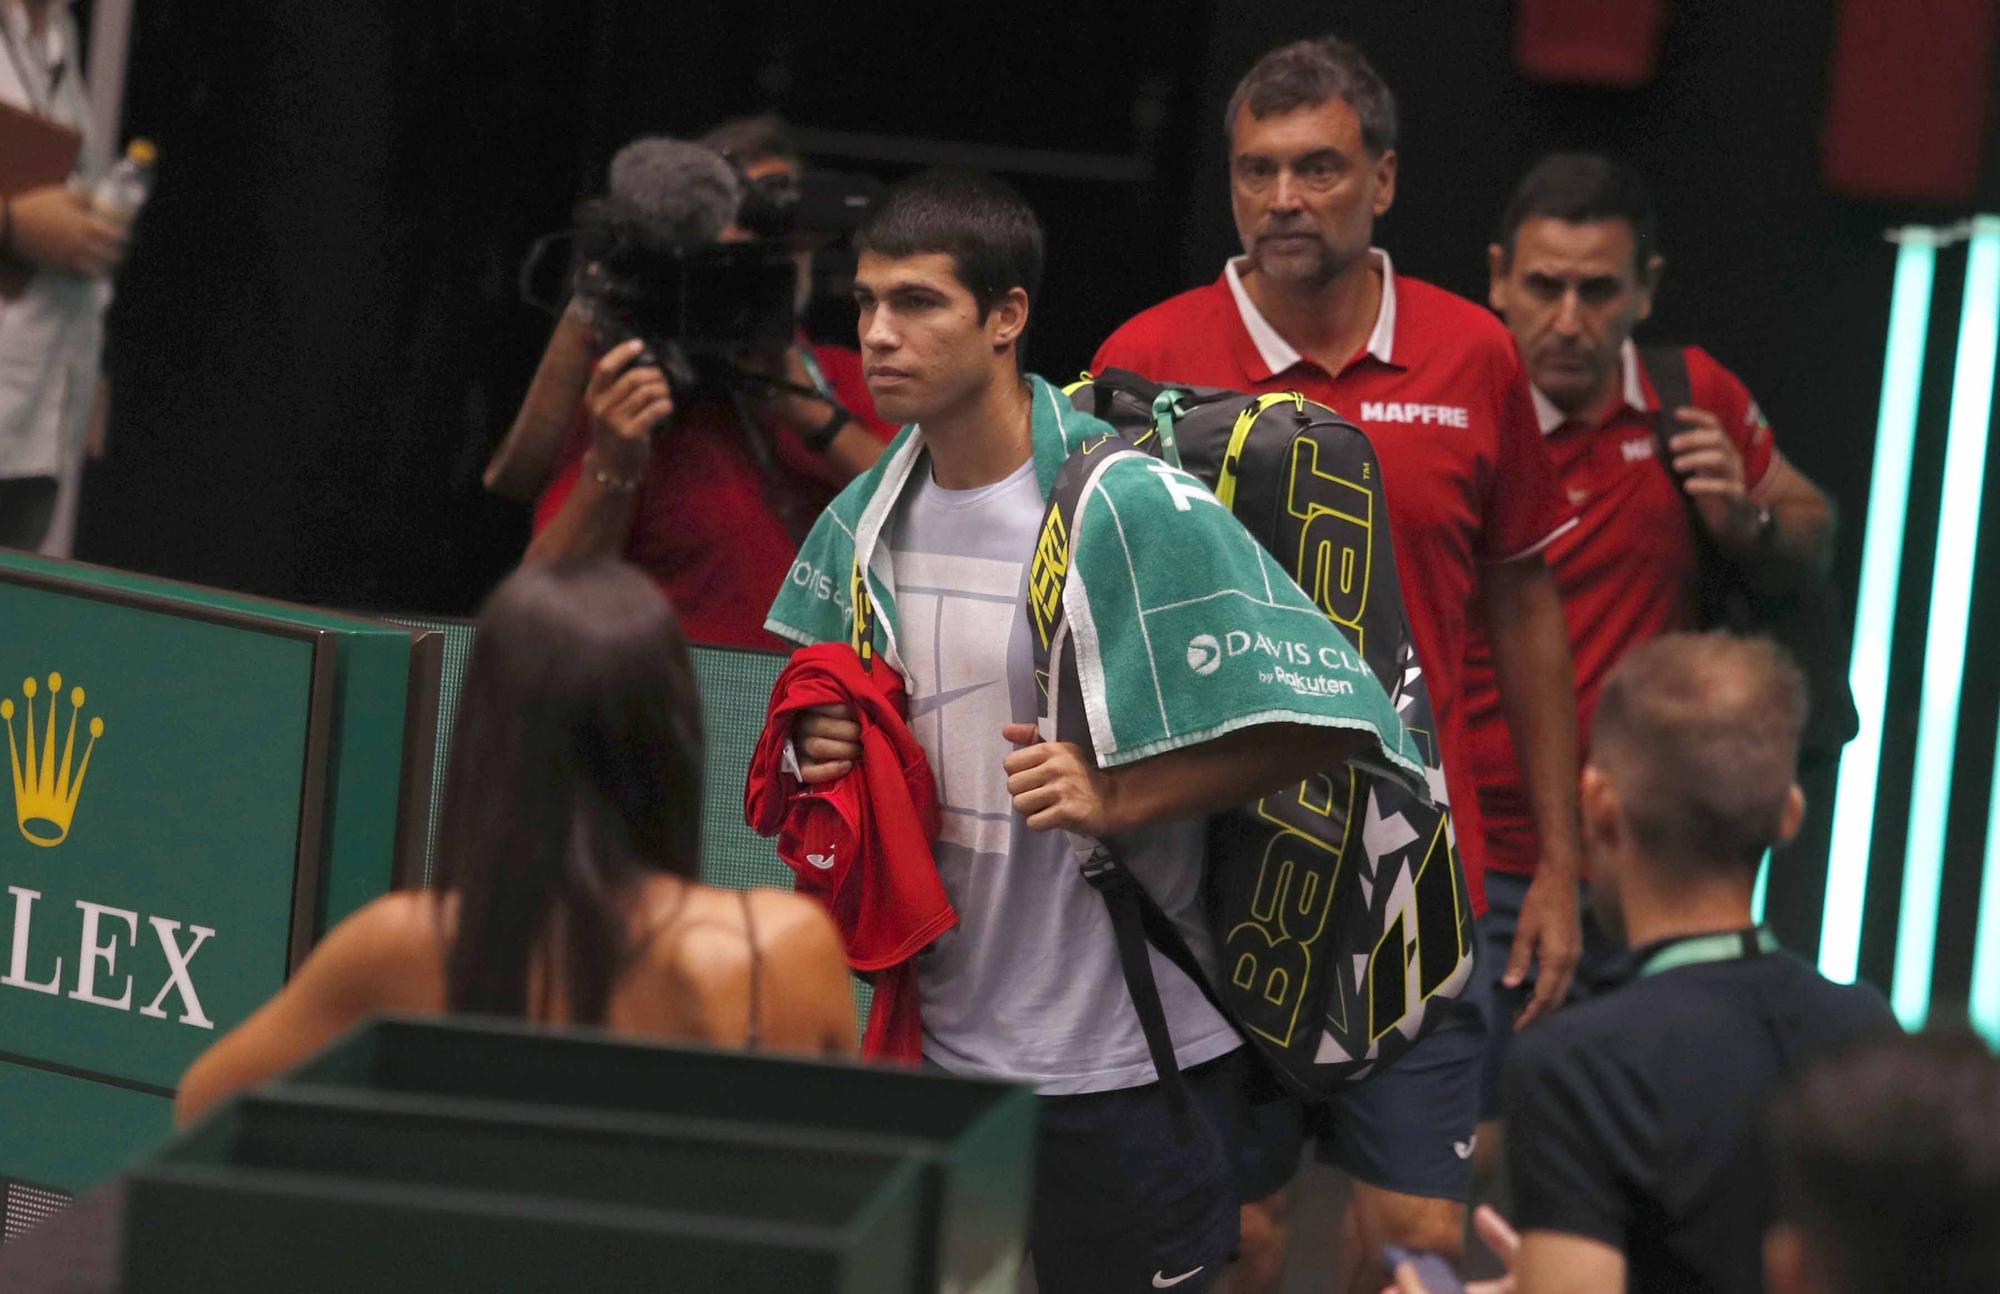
[{"xmin": 887, "ymin": 455, "xmax": 1240, "ymax": 1095}]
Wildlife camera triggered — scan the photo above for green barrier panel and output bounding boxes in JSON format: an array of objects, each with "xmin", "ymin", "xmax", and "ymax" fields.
[
  {"xmin": 124, "ymin": 1091, "xmax": 924, "ymax": 1293},
  {"xmin": 283, "ymin": 1016, "xmax": 1034, "ymax": 1294},
  {"xmin": 377, "ymin": 616, "xmax": 475, "ymax": 888},
  {"xmin": 0, "ymin": 1061, "xmax": 173, "ymax": 1203},
  {"xmin": 691, "ymin": 643, "xmax": 793, "ymax": 893},
  {"xmin": 0, "ymin": 554, "xmax": 433, "ymax": 1198},
  {"xmin": 376, "ymin": 619, "xmax": 791, "ymax": 895}
]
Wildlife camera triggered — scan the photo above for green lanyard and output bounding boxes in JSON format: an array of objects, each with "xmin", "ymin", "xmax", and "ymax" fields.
[
  {"xmin": 1636, "ymin": 927, "xmax": 1778, "ymax": 979},
  {"xmin": 797, "ymin": 346, "xmax": 834, "ymax": 400}
]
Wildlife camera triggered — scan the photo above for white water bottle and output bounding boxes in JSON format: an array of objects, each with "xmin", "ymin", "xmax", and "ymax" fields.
[{"xmin": 91, "ymin": 138, "xmax": 157, "ymax": 226}]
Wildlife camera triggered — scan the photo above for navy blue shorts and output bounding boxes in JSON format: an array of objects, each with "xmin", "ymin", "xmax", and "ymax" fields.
[
  {"xmin": 1477, "ymin": 870, "xmax": 1627, "ymax": 1119},
  {"xmin": 1237, "ymin": 941, "xmax": 1495, "ymax": 1204},
  {"xmin": 1030, "ymin": 1049, "xmax": 1246, "ymax": 1294}
]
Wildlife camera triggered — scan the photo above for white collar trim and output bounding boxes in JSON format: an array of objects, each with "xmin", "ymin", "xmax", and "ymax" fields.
[
  {"xmin": 1533, "ymin": 339, "xmax": 1651, "ymax": 435},
  {"xmin": 1224, "ymin": 247, "xmax": 1398, "ymax": 374}
]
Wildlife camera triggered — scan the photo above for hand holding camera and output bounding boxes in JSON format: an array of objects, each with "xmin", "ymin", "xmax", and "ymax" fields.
[{"xmin": 583, "ymin": 338, "xmax": 672, "ymax": 490}]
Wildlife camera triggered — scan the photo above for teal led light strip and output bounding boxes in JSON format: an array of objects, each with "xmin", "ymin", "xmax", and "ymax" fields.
[
  {"xmin": 1973, "ymin": 712, "xmax": 2000, "ymax": 1044},
  {"xmin": 1892, "ymin": 216, "xmax": 2000, "ymax": 1028},
  {"xmin": 1820, "ymin": 231, "xmax": 1939, "ymax": 984},
  {"xmin": 1970, "ymin": 222, "xmax": 2000, "ymax": 1045},
  {"xmin": 1751, "ymin": 851, "xmax": 1770, "ymax": 925}
]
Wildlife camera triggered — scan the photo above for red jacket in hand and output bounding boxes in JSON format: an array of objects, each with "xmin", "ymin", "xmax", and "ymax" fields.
[{"xmin": 745, "ymin": 643, "xmax": 952, "ymax": 1061}]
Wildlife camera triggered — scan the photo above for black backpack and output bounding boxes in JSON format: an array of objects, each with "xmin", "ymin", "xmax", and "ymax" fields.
[
  {"xmin": 1639, "ymin": 347, "xmax": 1860, "ymax": 771},
  {"xmin": 1030, "ymin": 369, "xmax": 1477, "ymax": 1102}
]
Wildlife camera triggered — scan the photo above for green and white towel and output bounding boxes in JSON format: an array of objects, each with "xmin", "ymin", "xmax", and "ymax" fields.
[{"xmin": 766, "ymin": 375, "xmax": 1425, "ymax": 788}]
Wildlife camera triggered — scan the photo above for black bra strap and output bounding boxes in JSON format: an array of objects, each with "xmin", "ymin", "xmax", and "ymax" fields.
[{"xmin": 739, "ymin": 889, "xmax": 763, "ymax": 1051}]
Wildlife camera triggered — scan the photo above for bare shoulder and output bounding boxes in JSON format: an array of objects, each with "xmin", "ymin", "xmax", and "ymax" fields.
[
  {"xmin": 735, "ymin": 888, "xmax": 853, "ymax": 1053},
  {"xmin": 634, "ymin": 883, "xmax": 738, "ymax": 984},
  {"xmin": 655, "ymin": 885, "xmax": 839, "ymax": 971},
  {"xmin": 623, "ymin": 884, "xmax": 848, "ymax": 1050},
  {"xmin": 742, "ymin": 886, "xmax": 842, "ymax": 951},
  {"xmin": 304, "ymin": 891, "xmax": 446, "ymax": 1004},
  {"xmin": 333, "ymin": 891, "xmax": 443, "ymax": 953}
]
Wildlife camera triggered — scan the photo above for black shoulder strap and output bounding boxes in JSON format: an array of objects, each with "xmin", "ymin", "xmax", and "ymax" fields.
[
  {"xmin": 738, "ymin": 888, "xmax": 762, "ymax": 1051},
  {"xmin": 1079, "ymin": 846, "xmax": 1231, "ymax": 1123},
  {"xmin": 1639, "ymin": 344, "xmax": 1693, "ymax": 472},
  {"xmin": 1640, "ymin": 343, "xmax": 1721, "ymax": 560}
]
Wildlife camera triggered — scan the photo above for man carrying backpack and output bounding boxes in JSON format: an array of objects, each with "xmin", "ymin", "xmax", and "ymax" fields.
[
  {"xmin": 767, "ymin": 169, "xmax": 1426, "ymax": 1294},
  {"xmin": 1465, "ymin": 154, "xmax": 1838, "ymax": 1155},
  {"xmin": 1094, "ymin": 35, "xmax": 1583, "ymax": 1292}
]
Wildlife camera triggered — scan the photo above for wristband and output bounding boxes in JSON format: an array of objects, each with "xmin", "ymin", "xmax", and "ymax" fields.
[{"xmin": 801, "ymin": 405, "xmax": 851, "ymax": 454}]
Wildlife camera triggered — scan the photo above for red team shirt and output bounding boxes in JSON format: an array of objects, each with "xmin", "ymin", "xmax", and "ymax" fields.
[
  {"xmin": 1461, "ymin": 343, "xmax": 1777, "ymax": 877},
  {"xmin": 534, "ymin": 344, "xmax": 893, "ymax": 652},
  {"xmin": 1096, "ymin": 253, "xmax": 1575, "ymax": 914}
]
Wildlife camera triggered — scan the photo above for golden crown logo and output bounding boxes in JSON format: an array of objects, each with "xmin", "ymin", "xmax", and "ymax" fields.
[{"xmin": 2, "ymin": 673, "xmax": 106, "ymax": 848}]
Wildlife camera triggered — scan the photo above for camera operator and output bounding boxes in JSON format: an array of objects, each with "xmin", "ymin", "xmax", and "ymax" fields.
[{"xmin": 518, "ymin": 124, "xmax": 891, "ymax": 651}]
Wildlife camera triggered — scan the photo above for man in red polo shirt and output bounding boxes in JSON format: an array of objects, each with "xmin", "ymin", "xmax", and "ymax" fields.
[
  {"xmin": 1094, "ymin": 35, "xmax": 1583, "ymax": 1293},
  {"xmin": 1463, "ymin": 153, "xmax": 1834, "ymax": 1142}
]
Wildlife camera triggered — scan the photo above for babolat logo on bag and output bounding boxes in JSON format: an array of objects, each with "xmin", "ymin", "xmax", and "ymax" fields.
[{"xmin": 1056, "ymin": 370, "xmax": 1475, "ymax": 1093}]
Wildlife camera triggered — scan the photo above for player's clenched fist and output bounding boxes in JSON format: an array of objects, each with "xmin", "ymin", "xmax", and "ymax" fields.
[
  {"xmin": 793, "ymin": 704, "xmax": 861, "ymax": 784},
  {"xmin": 1002, "ymin": 722, "xmax": 1119, "ymax": 836}
]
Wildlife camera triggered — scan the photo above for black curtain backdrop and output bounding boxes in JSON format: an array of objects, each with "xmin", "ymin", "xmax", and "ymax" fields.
[{"xmin": 77, "ymin": 1, "xmax": 2000, "ymax": 977}]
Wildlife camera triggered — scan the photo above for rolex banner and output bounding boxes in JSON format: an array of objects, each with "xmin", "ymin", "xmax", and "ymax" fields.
[{"xmin": 0, "ymin": 554, "xmax": 431, "ymax": 1195}]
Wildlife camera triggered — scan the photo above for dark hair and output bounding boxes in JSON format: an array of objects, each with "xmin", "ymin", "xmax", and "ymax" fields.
[
  {"xmin": 433, "ymin": 559, "xmax": 704, "ymax": 1024},
  {"xmin": 1497, "ymin": 153, "xmax": 1659, "ymax": 271},
  {"xmin": 698, "ymin": 112, "xmax": 799, "ymax": 171},
  {"xmin": 1773, "ymin": 1030, "xmax": 2000, "ymax": 1293},
  {"xmin": 855, "ymin": 168, "xmax": 1044, "ymax": 327},
  {"xmin": 1225, "ymin": 35, "xmax": 1398, "ymax": 156},
  {"xmin": 1590, "ymin": 633, "xmax": 1807, "ymax": 874}
]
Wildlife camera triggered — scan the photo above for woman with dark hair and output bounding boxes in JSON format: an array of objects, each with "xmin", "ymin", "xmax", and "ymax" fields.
[{"xmin": 175, "ymin": 560, "xmax": 855, "ymax": 1125}]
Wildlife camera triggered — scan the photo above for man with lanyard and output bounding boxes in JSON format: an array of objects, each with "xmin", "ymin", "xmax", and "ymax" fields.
[
  {"xmin": 1093, "ymin": 35, "xmax": 1582, "ymax": 1290},
  {"xmin": 1462, "ymin": 153, "xmax": 1837, "ymax": 1162},
  {"xmin": 0, "ymin": 0, "xmax": 122, "ymax": 552},
  {"xmin": 1398, "ymin": 633, "xmax": 1896, "ymax": 1294},
  {"xmin": 770, "ymin": 169, "xmax": 1428, "ymax": 1294},
  {"xmin": 527, "ymin": 122, "xmax": 893, "ymax": 651}
]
